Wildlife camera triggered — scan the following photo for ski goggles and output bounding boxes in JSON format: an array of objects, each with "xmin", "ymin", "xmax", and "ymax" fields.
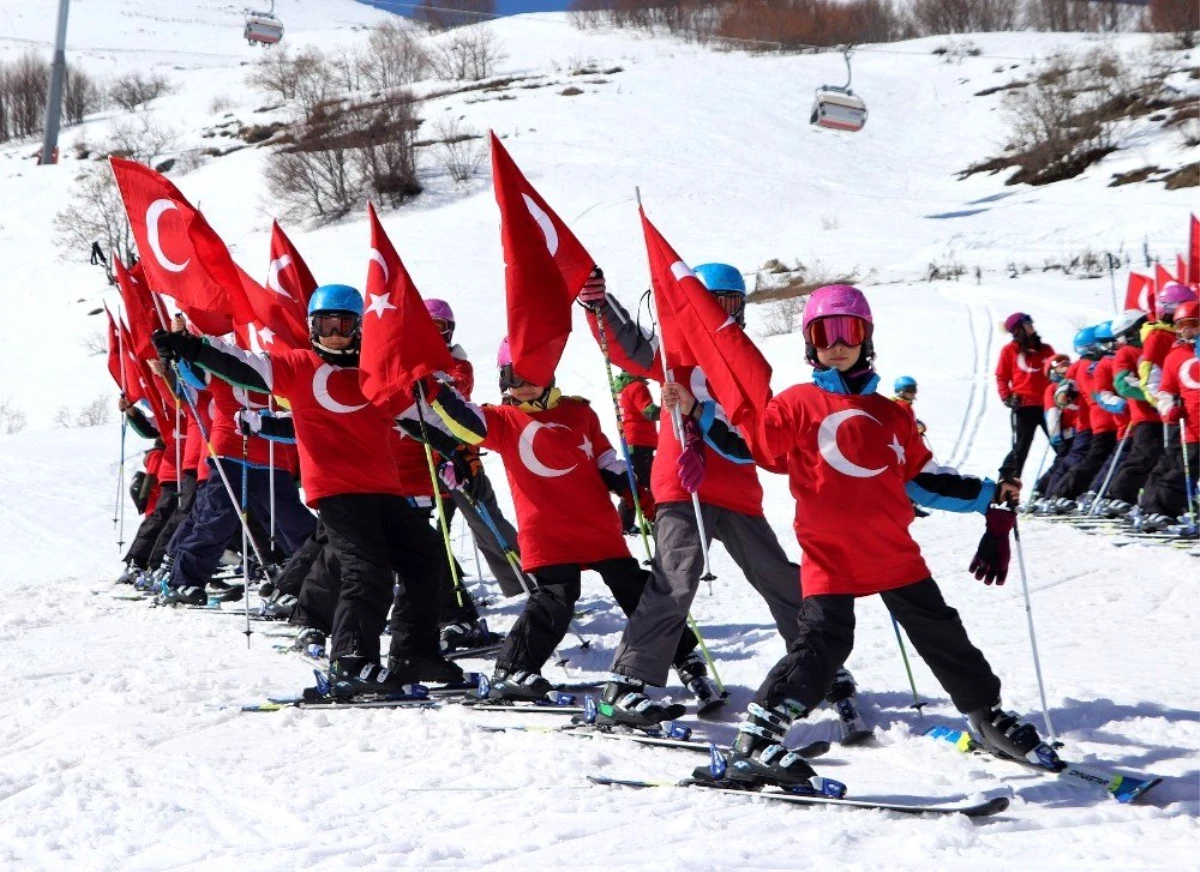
[
  {"xmin": 898, "ymin": 387, "xmax": 917, "ymax": 396},
  {"xmin": 311, "ymin": 313, "xmax": 361, "ymax": 338},
  {"xmin": 805, "ymin": 315, "xmax": 870, "ymax": 349},
  {"xmin": 499, "ymin": 364, "xmax": 527, "ymax": 391},
  {"xmin": 714, "ymin": 292, "xmax": 745, "ymax": 319},
  {"xmin": 432, "ymin": 317, "xmax": 454, "ymax": 340}
]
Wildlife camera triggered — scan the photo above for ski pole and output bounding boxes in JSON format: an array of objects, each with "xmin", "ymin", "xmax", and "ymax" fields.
[
  {"xmin": 1011, "ymin": 514, "xmax": 1058, "ymax": 746},
  {"xmin": 1089, "ymin": 429, "xmax": 1130, "ymax": 516},
  {"xmin": 241, "ymin": 424, "xmax": 252, "ymax": 649},
  {"xmin": 116, "ymin": 411, "xmax": 127, "ymax": 549},
  {"xmin": 1182, "ymin": 431, "xmax": 1197, "ymax": 531},
  {"xmin": 889, "ymin": 614, "xmax": 925, "ymax": 715},
  {"xmin": 268, "ymin": 396, "xmax": 277, "ymax": 557},
  {"xmin": 415, "ymin": 381, "xmax": 466, "ymax": 609}
]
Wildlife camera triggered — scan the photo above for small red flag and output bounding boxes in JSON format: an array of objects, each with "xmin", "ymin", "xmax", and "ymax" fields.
[
  {"xmin": 114, "ymin": 256, "xmax": 161, "ymax": 361},
  {"xmin": 235, "ymin": 263, "xmax": 308, "ymax": 351},
  {"xmin": 104, "ymin": 304, "xmax": 124, "ymax": 391},
  {"xmin": 1176, "ymin": 254, "xmax": 1187, "ymax": 287},
  {"xmin": 269, "ymin": 221, "xmax": 319, "ymax": 310},
  {"xmin": 490, "ymin": 132, "xmax": 595, "ymax": 386},
  {"xmin": 1155, "ymin": 262, "xmax": 1174, "ymax": 296},
  {"xmin": 359, "ymin": 203, "xmax": 454, "ymax": 410},
  {"xmin": 1188, "ymin": 214, "xmax": 1200, "ymax": 285},
  {"xmin": 1125, "ymin": 273, "xmax": 1156, "ymax": 319}
]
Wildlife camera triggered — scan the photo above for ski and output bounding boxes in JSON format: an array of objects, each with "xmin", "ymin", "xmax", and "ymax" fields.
[
  {"xmin": 445, "ymin": 642, "xmax": 504, "ymax": 661},
  {"xmin": 833, "ymin": 696, "xmax": 875, "ymax": 745},
  {"xmin": 586, "ymin": 775, "xmax": 1009, "ymax": 817},
  {"xmin": 925, "ymin": 726, "xmax": 1161, "ymax": 803}
]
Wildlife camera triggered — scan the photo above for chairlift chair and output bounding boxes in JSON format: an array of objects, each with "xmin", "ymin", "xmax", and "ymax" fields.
[
  {"xmin": 811, "ymin": 48, "xmax": 867, "ymax": 133},
  {"xmin": 244, "ymin": 0, "xmax": 284, "ymax": 47}
]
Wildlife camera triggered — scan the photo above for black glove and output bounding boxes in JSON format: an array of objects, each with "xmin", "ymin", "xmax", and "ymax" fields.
[
  {"xmin": 151, "ymin": 329, "xmax": 202, "ymax": 362},
  {"xmin": 1003, "ymin": 396, "xmax": 1021, "ymax": 410}
]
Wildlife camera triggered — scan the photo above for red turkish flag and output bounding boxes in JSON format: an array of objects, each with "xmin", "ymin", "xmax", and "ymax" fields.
[
  {"xmin": 109, "ymin": 157, "xmax": 251, "ymax": 331},
  {"xmin": 234, "ymin": 263, "xmax": 308, "ymax": 351},
  {"xmin": 359, "ymin": 203, "xmax": 454, "ymax": 410},
  {"xmin": 490, "ymin": 132, "xmax": 595, "ymax": 386},
  {"xmin": 118, "ymin": 320, "xmax": 152, "ymax": 404},
  {"xmin": 1189, "ymin": 214, "xmax": 1199, "ymax": 285},
  {"xmin": 1176, "ymin": 255, "xmax": 1187, "ymax": 287},
  {"xmin": 104, "ymin": 304, "xmax": 125, "ymax": 391},
  {"xmin": 1125, "ymin": 273, "xmax": 1156, "ymax": 319},
  {"xmin": 1155, "ymin": 262, "xmax": 1174, "ymax": 295},
  {"xmin": 114, "ymin": 256, "xmax": 161, "ymax": 360},
  {"xmin": 640, "ymin": 208, "xmax": 772, "ymax": 430},
  {"xmin": 269, "ymin": 221, "xmax": 319, "ymax": 310}
]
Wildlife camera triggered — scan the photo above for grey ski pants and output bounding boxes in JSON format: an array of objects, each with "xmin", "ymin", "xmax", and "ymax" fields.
[{"xmin": 610, "ymin": 501, "xmax": 803, "ymax": 686}]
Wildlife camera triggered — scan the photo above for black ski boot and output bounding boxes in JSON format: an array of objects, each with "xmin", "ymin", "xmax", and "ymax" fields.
[
  {"xmin": 718, "ymin": 700, "xmax": 819, "ymax": 789},
  {"xmin": 293, "ymin": 627, "xmax": 326, "ymax": 654},
  {"xmin": 674, "ymin": 653, "xmax": 726, "ymax": 715},
  {"xmin": 595, "ymin": 675, "xmax": 684, "ymax": 727},
  {"xmin": 160, "ymin": 585, "xmax": 207, "ymax": 606},
  {"xmin": 487, "ymin": 667, "xmax": 553, "ymax": 701},
  {"xmin": 260, "ymin": 592, "xmax": 297, "ymax": 620},
  {"xmin": 824, "ymin": 668, "xmax": 873, "ymax": 744},
  {"xmin": 331, "ymin": 657, "xmax": 415, "ymax": 697},
  {"xmin": 967, "ymin": 701, "xmax": 1044, "ymax": 761},
  {"xmin": 439, "ymin": 619, "xmax": 502, "ymax": 653},
  {"xmin": 388, "ymin": 651, "xmax": 465, "ymax": 685}
]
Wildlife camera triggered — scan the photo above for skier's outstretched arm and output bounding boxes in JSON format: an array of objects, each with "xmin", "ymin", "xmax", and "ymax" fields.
[{"xmin": 152, "ymin": 330, "xmax": 274, "ymax": 394}]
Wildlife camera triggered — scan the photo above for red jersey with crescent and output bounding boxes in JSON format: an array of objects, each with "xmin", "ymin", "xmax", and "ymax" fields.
[
  {"xmin": 269, "ymin": 348, "xmax": 404, "ymax": 505},
  {"xmin": 1161, "ymin": 343, "xmax": 1200, "ymax": 443},
  {"xmin": 757, "ymin": 385, "xmax": 932, "ymax": 597},
  {"xmin": 995, "ymin": 343, "xmax": 1056, "ymax": 407},
  {"xmin": 1114, "ymin": 344, "xmax": 1160, "ymax": 425},
  {"xmin": 479, "ymin": 398, "xmax": 629, "ymax": 571},
  {"xmin": 652, "ymin": 365, "xmax": 765, "ymax": 516},
  {"xmin": 618, "ymin": 380, "xmax": 659, "ymax": 448}
]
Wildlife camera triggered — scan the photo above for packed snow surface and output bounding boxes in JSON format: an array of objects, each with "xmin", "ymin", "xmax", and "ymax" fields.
[{"xmin": 0, "ymin": 2, "xmax": 1196, "ymax": 868}]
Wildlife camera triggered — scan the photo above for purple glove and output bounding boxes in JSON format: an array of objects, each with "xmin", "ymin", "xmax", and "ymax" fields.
[
  {"xmin": 439, "ymin": 460, "xmax": 464, "ymax": 491},
  {"xmin": 969, "ymin": 505, "xmax": 1017, "ymax": 585},
  {"xmin": 676, "ymin": 415, "xmax": 706, "ymax": 494}
]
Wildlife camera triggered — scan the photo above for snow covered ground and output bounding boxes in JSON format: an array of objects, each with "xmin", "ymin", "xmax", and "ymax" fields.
[{"xmin": 0, "ymin": 3, "xmax": 1197, "ymax": 868}]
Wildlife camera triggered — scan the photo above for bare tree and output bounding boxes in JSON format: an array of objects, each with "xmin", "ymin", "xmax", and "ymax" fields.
[
  {"xmin": 247, "ymin": 45, "xmax": 333, "ymax": 120},
  {"xmin": 434, "ymin": 117, "xmax": 484, "ymax": 182},
  {"xmin": 0, "ymin": 398, "xmax": 27, "ymax": 435},
  {"xmin": 53, "ymin": 167, "xmax": 138, "ymax": 286},
  {"xmin": 63, "ymin": 65, "xmax": 103, "ymax": 126},
  {"xmin": 362, "ymin": 20, "xmax": 431, "ymax": 90},
  {"xmin": 353, "ymin": 96, "xmax": 423, "ymax": 207},
  {"xmin": 105, "ymin": 114, "xmax": 179, "ymax": 162},
  {"xmin": 7, "ymin": 51, "xmax": 49, "ymax": 138},
  {"xmin": 431, "ymin": 26, "xmax": 506, "ymax": 81},
  {"xmin": 109, "ymin": 70, "xmax": 172, "ymax": 111}
]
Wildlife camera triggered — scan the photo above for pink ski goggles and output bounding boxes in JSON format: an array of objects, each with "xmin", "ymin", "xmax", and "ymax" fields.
[{"xmin": 805, "ymin": 315, "xmax": 870, "ymax": 349}]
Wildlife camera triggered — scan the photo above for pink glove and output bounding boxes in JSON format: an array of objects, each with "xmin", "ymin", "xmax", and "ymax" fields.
[
  {"xmin": 439, "ymin": 460, "xmax": 464, "ymax": 491},
  {"xmin": 676, "ymin": 415, "xmax": 706, "ymax": 494},
  {"xmin": 578, "ymin": 268, "xmax": 606, "ymax": 309}
]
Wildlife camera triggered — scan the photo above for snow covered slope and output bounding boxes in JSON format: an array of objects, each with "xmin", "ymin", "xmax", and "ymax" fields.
[{"xmin": 0, "ymin": 4, "xmax": 1196, "ymax": 868}]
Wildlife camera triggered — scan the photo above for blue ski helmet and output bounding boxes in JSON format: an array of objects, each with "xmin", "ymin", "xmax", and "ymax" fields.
[
  {"xmin": 308, "ymin": 284, "xmax": 363, "ymax": 317},
  {"xmin": 1094, "ymin": 321, "xmax": 1115, "ymax": 342},
  {"xmin": 894, "ymin": 375, "xmax": 917, "ymax": 393},
  {"xmin": 693, "ymin": 263, "xmax": 746, "ymax": 295},
  {"xmin": 1073, "ymin": 326, "xmax": 1097, "ymax": 355}
]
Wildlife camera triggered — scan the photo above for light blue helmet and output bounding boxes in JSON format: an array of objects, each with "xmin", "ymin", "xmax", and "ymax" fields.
[
  {"xmin": 894, "ymin": 375, "xmax": 917, "ymax": 393},
  {"xmin": 1073, "ymin": 326, "xmax": 1097, "ymax": 355},
  {"xmin": 1094, "ymin": 321, "xmax": 1114, "ymax": 342},
  {"xmin": 308, "ymin": 284, "xmax": 363, "ymax": 316},
  {"xmin": 692, "ymin": 263, "xmax": 746, "ymax": 295}
]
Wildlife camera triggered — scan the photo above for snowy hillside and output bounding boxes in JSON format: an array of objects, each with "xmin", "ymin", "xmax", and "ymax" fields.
[{"xmin": 0, "ymin": 3, "xmax": 1197, "ymax": 869}]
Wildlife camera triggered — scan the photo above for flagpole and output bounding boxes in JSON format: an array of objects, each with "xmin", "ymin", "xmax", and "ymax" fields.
[
  {"xmin": 268, "ymin": 395, "xmax": 277, "ymax": 558},
  {"xmin": 636, "ymin": 188, "xmax": 717, "ymax": 590},
  {"xmin": 114, "ymin": 303, "xmax": 128, "ymax": 549}
]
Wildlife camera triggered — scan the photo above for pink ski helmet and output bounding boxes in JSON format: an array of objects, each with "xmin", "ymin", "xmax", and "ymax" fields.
[
  {"xmin": 425, "ymin": 298, "xmax": 455, "ymax": 322},
  {"xmin": 497, "ymin": 336, "xmax": 512, "ymax": 369},
  {"xmin": 1157, "ymin": 282, "xmax": 1197, "ymax": 318},
  {"xmin": 801, "ymin": 285, "xmax": 874, "ymax": 334},
  {"xmin": 1004, "ymin": 312, "xmax": 1033, "ymax": 334}
]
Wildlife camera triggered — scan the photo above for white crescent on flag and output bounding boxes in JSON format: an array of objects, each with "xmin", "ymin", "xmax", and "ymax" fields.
[
  {"xmin": 146, "ymin": 200, "xmax": 189, "ymax": 273},
  {"xmin": 523, "ymin": 194, "xmax": 559, "ymax": 257}
]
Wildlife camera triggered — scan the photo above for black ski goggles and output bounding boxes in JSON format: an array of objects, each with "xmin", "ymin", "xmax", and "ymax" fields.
[
  {"xmin": 499, "ymin": 364, "xmax": 527, "ymax": 391},
  {"xmin": 311, "ymin": 312, "xmax": 361, "ymax": 338}
]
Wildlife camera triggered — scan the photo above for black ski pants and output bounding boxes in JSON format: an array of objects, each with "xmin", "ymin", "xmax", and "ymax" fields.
[
  {"xmin": 319, "ymin": 493, "xmax": 445, "ymax": 663},
  {"xmin": 1050, "ymin": 430, "xmax": 1116, "ymax": 500},
  {"xmin": 753, "ymin": 579, "xmax": 1000, "ymax": 716},
  {"xmin": 999, "ymin": 405, "xmax": 1048, "ymax": 482},
  {"xmin": 1141, "ymin": 435, "xmax": 1197, "ymax": 518},
  {"xmin": 123, "ymin": 481, "xmax": 178, "ymax": 569},
  {"xmin": 150, "ymin": 470, "xmax": 198, "ymax": 569},
  {"xmin": 277, "ymin": 519, "xmax": 326, "ymax": 599},
  {"xmin": 1107, "ymin": 421, "xmax": 1164, "ymax": 504},
  {"xmin": 1039, "ymin": 431, "xmax": 1089, "ymax": 499},
  {"xmin": 392, "ymin": 502, "xmax": 480, "ymax": 634},
  {"xmin": 618, "ymin": 446, "xmax": 656, "ymax": 532},
  {"xmin": 497, "ymin": 558, "xmax": 699, "ymax": 676}
]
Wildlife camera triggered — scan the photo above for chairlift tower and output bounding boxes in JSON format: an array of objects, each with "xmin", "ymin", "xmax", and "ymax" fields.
[{"xmin": 40, "ymin": 0, "xmax": 71, "ymax": 165}]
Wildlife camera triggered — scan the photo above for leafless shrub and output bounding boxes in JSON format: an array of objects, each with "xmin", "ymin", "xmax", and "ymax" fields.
[
  {"xmin": 0, "ymin": 398, "xmax": 27, "ymax": 435},
  {"xmin": 246, "ymin": 45, "xmax": 332, "ymax": 119},
  {"xmin": 362, "ymin": 20, "xmax": 431, "ymax": 90},
  {"xmin": 53, "ymin": 406, "xmax": 74, "ymax": 429},
  {"xmin": 208, "ymin": 93, "xmax": 235, "ymax": 114},
  {"xmin": 328, "ymin": 45, "xmax": 367, "ymax": 93},
  {"xmin": 434, "ymin": 117, "xmax": 484, "ymax": 182},
  {"xmin": 758, "ymin": 296, "xmax": 805, "ymax": 338},
  {"xmin": 63, "ymin": 65, "xmax": 103, "ymax": 125},
  {"xmin": 53, "ymin": 168, "xmax": 137, "ymax": 287},
  {"xmin": 104, "ymin": 114, "xmax": 179, "ymax": 162},
  {"xmin": 75, "ymin": 395, "xmax": 111, "ymax": 427},
  {"xmin": 109, "ymin": 70, "xmax": 172, "ymax": 111},
  {"xmin": 81, "ymin": 330, "xmax": 108, "ymax": 356},
  {"xmin": 431, "ymin": 26, "xmax": 506, "ymax": 81},
  {"xmin": 353, "ymin": 96, "xmax": 423, "ymax": 208},
  {"xmin": 5, "ymin": 51, "xmax": 49, "ymax": 139}
]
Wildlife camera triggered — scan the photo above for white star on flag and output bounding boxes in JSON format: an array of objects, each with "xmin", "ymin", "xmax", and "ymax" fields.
[
  {"xmin": 257, "ymin": 326, "xmax": 276, "ymax": 346},
  {"xmin": 578, "ymin": 434, "xmax": 594, "ymax": 459},
  {"xmin": 365, "ymin": 292, "xmax": 397, "ymax": 319},
  {"xmin": 888, "ymin": 434, "xmax": 905, "ymax": 464}
]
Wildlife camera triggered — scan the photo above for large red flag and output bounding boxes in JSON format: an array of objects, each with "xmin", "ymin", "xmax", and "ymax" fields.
[
  {"xmin": 490, "ymin": 132, "xmax": 595, "ymax": 386},
  {"xmin": 235, "ymin": 264, "xmax": 308, "ymax": 351},
  {"xmin": 640, "ymin": 208, "xmax": 772, "ymax": 429},
  {"xmin": 1125, "ymin": 273, "xmax": 1156, "ymax": 319},
  {"xmin": 114, "ymin": 256, "xmax": 160, "ymax": 360},
  {"xmin": 104, "ymin": 304, "xmax": 124, "ymax": 391},
  {"xmin": 359, "ymin": 203, "xmax": 454, "ymax": 410},
  {"xmin": 1189, "ymin": 214, "xmax": 1199, "ymax": 285},
  {"xmin": 109, "ymin": 157, "xmax": 250, "ymax": 332},
  {"xmin": 269, "ymin": 221, "xmax": 319, "ymax": 310}
]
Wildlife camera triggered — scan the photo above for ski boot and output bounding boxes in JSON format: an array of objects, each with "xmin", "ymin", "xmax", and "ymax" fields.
[
  {"xmin": 674, "ymin": 653, "xmax": 727, "ymax": 716},
  {"xmin": 595, "ymin": 675, "xmax": 685, "ymax": 727},
  {"xmin": 388, "ymin": 651, "xmax": 465, "ymax": 685},
  {"xmin": 115, "ymin": 563, "xmax": 144, "ymax": 585},
  {"xmin": 967, "ymin": 701, "xmax": 1045, "ymax": 762},
  {"xmin": 486, "ymin": 668, "xmax": 554, "ymax": 702},
  {"xmin": 1075, "ymin": 491, "xmax": 1098, "ymax": 514},
  {"xmin": 331, "ymin": 657, "xmax": 414, "ymax": 697},
  {"xmin": 439, "ymin": 619, "xmax": 502, "ymax": 653},
  {"xmin": 159, "ymin": 585, "xmax": 207, "ymax": 606},
  {"xmin": 714, "ymin": 700, "xmax": 820, "ymax": 789},
  {"xmin": 1134, "ymin": 513, "xmax": 1173, "ymax": 534},
  {"xmin": 824, "ymin": 667, "xmax": 874, "ymax": 743},
  {"xmin": 1097, "ymin": 499, "xmax": 1134, "ymax": 519},
  {"xmin": 260, "ymin": 591, "xmax": 298, "ymax": 620},
  {"xmin": 293, "ymin": 627, "xmax": 326, "ymax": 654}
]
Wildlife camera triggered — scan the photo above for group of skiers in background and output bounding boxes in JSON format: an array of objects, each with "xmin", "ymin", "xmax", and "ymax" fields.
[
  {"xmin": 993, "ymin": 283, "xmax": 1199, "ymax": 533},
  {"xmin": 102, "ymin": 253, "xmax": 1200, "ymax": 790}
]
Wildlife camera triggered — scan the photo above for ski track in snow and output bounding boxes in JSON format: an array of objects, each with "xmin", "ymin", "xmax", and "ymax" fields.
[{"xmin": 0, "ymin": 4, "xmax": 1198, "ymax": 868}]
